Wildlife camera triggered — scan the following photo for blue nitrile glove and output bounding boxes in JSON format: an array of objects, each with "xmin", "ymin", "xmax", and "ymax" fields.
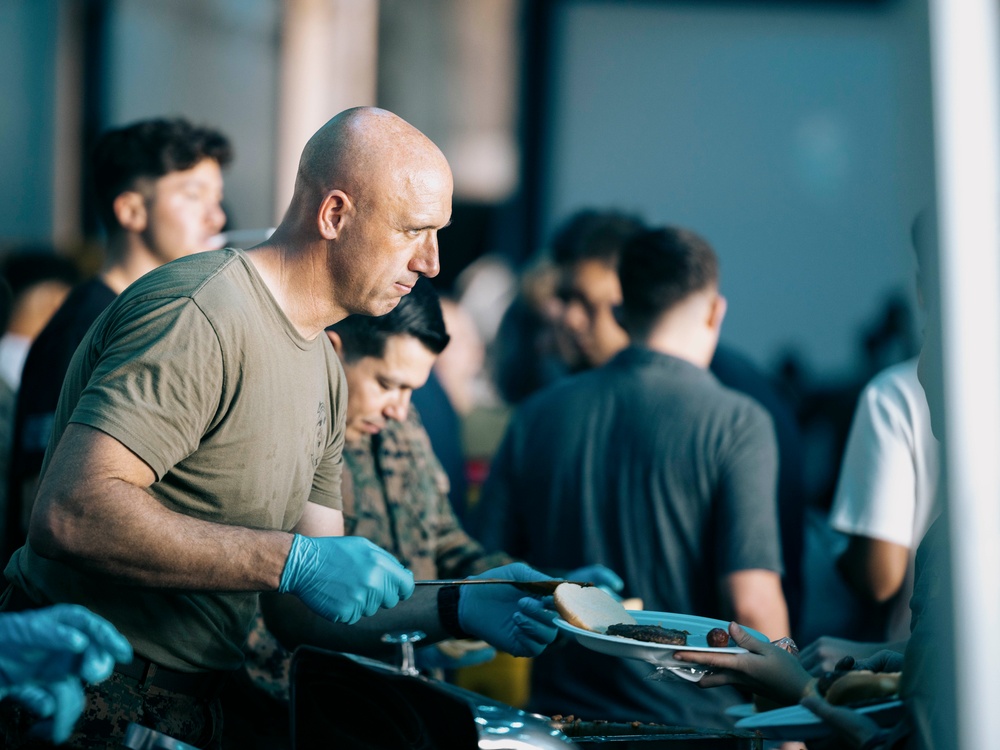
[
  {"xmin": 279, "ymin": 534, "xmax": 415, "ymax": 624},
  {"xmin": 566, "ymin": 564, "xmax": 625, "ymax": 596},
  {"xmin": 16, "ymin": 678, "xmax": 84, "ymax": 745},
  {"xmin": 416, "ymin": 642, "xmax": 497, "ymax": 673},
  {"xmin": 0, "ymin": 605, "xmax": 133, "ymax": 692},
  {"xmin": 0, "ymin": 605, "xmax": 132, "ymax": 745},
  {"xmin": 456, "ymin": 563, "xmax": 560, "ymax": 658}
]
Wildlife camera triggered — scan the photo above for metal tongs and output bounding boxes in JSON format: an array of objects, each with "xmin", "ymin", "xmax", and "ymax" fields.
[{"xmin": 414, "ymin": 579, "xmax": 593, "ymax": 596}]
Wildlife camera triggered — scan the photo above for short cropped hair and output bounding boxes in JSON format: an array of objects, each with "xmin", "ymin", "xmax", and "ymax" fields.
[
  {"xmin": 92, "ymin": 117, "xmax": 233, "ymax": 232},
  {"xmin": 617, "ymin": 226, "xmax": 719, "ymax": 339},
  {"xmin": 550, "ymin": 209, "xmax": 647, "ymax": 267},
  {"xmin": 329, "ymin": 278, "xmax": 450, "ymax": 362}
]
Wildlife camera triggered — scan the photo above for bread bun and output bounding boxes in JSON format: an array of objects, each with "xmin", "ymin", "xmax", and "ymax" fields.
[
  {"xmin": 823, "ymin": 670, "xmax": 901, "ymax": 706},
  {"xmin": 554, "ymin": 583, "xmax": 636, "ymax": 633}
]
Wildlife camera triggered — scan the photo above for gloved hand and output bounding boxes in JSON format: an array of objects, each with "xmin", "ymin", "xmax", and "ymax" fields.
[
  {"xmin": 279, "ymin": 534, "xmax": 415, "ymax": 624},
  {"xmin": 457, "ymin": 563, "xmax": 559, "ymax": 658},
  {"xmin": 0, "ymin": 605, "xmax": 133, "ymax": 745},
  {"xmin": 416, "ymin": 641, "xmax": 497, "ymax": 672},
  {"xmin": 566, "ymin": 564, "xmax": 625, "ymax": 595}
]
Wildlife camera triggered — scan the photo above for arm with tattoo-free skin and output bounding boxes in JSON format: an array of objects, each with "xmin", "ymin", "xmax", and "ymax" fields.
[{"xmin": 30, "ymin": 424, "xmax": 413, "ymax": 624}]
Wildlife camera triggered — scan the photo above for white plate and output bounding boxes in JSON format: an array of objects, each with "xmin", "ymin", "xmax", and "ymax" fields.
[
  {"xmin": 553, "ymin": 611, "xmax": 767, "ymax": 682},
  {"xmin": 735, "ymin": 699, "xmax": 905, "ymax": 741}
]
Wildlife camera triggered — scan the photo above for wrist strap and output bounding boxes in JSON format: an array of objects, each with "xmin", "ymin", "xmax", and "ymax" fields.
[{"xmin": 437, "ymin": 586, "xmax": 470, "ymax": 639}]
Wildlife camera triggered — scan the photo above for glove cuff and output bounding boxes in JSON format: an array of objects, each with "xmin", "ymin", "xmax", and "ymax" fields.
[
  {"xmin": 437, "ymin": 586, "xmax": 470, "ymax": 640},
  {"xmin": 278, "ymin": 534, "xmax": 308, "ymax": 594}
]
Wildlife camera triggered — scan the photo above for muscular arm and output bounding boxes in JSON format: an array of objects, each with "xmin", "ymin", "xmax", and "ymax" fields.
[
  {"xmin": 837, "ymin": 535, "xmax": 910, "ymax": 603},
  {"xmin": 262, "ymin": 501, "xmax": 451, "ymax": 656},
  {"xmin": 721, "ymin": 569, "xmax": 789, "ymax": 641},
  {"xmin": 30, "ymin": 423, "xmax": 293, "ymax": 591}
]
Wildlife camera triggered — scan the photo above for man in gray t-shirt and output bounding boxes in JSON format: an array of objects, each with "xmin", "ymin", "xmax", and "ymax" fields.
[{"xmin": 477, "ymin": 225, "xmax": 789, "ymax": 729}]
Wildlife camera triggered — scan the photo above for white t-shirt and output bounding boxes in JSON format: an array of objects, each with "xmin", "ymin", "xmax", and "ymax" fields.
[{"xmin": 828, "ymin": 357, "xmax": 941, "ymax": 639}]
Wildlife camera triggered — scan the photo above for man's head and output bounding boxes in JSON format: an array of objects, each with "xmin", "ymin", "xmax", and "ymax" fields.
[
  {"xmin": 551, "ymin": 209, "xmax": 647, "ymax": 368},
  {"xmin": 618, "ymin": 226, "xmax": 726, "ymax": 367},
  {"xmin": 326, "ymin": 278, "xmax": 450, "ymax": 441},
  {"xmin": 92, "ymin": 118, "xmax": 232, "ymax": 261},
  {"xmin": 282, "ymin": 107, "xmax": 453, "ymax": 319}
]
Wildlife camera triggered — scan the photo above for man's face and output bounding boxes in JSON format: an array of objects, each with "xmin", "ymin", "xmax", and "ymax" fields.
[
  {"xmin": 333, "ymin": 165, "xmax": 452, "ymax": 317},
  {"xmin": 141, "ymin": 158, "xmax": 226, "ymax": 261},
  {"xmin": 340, "ymin": 333, "xmax": 438, "ymax": 442},
  {"xmin": 558, "ymin": 259, "xmax": 630, "ymax": 368}
]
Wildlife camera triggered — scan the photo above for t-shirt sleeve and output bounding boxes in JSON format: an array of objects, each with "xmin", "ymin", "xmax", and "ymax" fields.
[
  {"xmin": 829, "ymin": 381, "xmax": 916, "ymax": 547},
  {"xmin": 306, "ymin": 351, "xmax": 346, "ymax": 511},
  {"xmin": 716, "ymin": 402, "xmax": 783, "ymax": 575},
  {"xmin": 69, "ymin": 296, "xmax": 223, "ymax": 480}
]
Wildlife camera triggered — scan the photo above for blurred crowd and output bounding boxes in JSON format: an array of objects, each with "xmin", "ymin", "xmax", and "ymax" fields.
[{"xmin": 0, "ymin": 110, "xmax": 940, "ymax": 750}]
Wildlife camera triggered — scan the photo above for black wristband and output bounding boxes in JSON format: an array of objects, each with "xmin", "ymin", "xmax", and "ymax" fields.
[{"xmin": 437, "ymin": 585, "xmax": 470, "ymax": 639}]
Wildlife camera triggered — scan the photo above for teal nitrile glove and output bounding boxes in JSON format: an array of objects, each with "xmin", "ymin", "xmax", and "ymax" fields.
[
  {"xmin": 17, "ymin": 678, "xmax": 84, "ymax": 745},
  {"xmin": 279, "ymin": 534, "xmax": 415, "ymax": 624},
  {"xmin": 566, "ymin": 564, "xmax": 625, "ymax": 596},
  {"xmin": 0, "ymin": 605, "xmax": 133, "ymax": 693},
  {"xmin": 456, "ymin": 563, "xmax": 559, "ymax": 658},
  {"xmin": 0, "ymin": 605, "xmax": 132, "ymax": 745}
]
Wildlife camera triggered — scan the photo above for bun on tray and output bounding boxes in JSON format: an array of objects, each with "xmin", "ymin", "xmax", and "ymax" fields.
[{"xmin": 554, "ymin": 582, "xmax": 636, "ymax": 633}]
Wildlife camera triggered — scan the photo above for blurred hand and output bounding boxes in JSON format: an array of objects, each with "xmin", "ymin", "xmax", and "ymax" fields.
[
  {"xmin": 844, "ymin": 649, "xmax": 905, "ymax": 675},
  {"xmin": 800, "ymin": 696, "xmax": 886, "ymax": 749},
  {"xmin": 279, "ymin": 535, "xmax": 415, "ymax": 624},
  {"xmin": 800, "ymin": 637, "xmax": 891, "ymax": 675},
  {"xmin": 672, "ymin": 622, "xmax": 811, "ymax": 706},
  {"xmin": 457, "ymin": 563, "xmax": 560, "ymax": 657},
  {"xmin": 566, "ymin": 564, "xmax": 625, "ymax": 596},
  {"xmin": 416, "ymin": 641, "xmax": 497, "ymax": 672},
  {"xmin": 0, "ymin": 605, "xmax": 133, "ymax": 745}
]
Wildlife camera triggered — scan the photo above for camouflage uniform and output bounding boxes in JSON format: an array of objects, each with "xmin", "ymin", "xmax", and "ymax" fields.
[
  {"xmin": 0, "ymin": 672, "xmax": 222, "ymax": 749},
  {"xmin": 241, "ymin": 406, "xmax": 513, "ymax": 702}
]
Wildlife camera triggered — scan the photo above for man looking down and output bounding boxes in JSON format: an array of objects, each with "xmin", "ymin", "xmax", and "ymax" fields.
[{"xmin": 0, "ymin": 107, "xmax": 549, "ymax": 749}]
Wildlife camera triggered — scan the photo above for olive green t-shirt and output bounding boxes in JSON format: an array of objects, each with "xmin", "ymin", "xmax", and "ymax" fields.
[{"xmin": 6, "ymin": 248, "xmax": 347, "ymax": 672}]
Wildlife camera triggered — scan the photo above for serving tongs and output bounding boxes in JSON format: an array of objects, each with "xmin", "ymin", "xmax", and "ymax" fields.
[{"xmin": 414, "ymin": 579, "xmax": 593, "ymax": 596}]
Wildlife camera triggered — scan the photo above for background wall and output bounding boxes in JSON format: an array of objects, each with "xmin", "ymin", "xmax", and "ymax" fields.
[{"xmin": 539, "ymin": 0, "xmax": 935, "ymax": 377}]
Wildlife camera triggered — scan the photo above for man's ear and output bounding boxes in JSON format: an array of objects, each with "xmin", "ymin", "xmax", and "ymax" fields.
[
  {"xmin": 326, "ymin": 329, "xmax": 344, "ymax": 357},
  {"xmin": 707, "ymin": 293, "xmax": 727, "ymax": 332},
  {"xmin": 318, "ymin": 190, "xmax": 353, "ymax": 240},
  {"xmin": 112, "ymin": 191, "xmax": 147, "ymax": 233}
]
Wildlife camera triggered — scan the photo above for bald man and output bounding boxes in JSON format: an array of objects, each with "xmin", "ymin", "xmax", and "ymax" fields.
[{"xmin": 0, "ymin": 108, "xmax": 557, "ymax": 748}]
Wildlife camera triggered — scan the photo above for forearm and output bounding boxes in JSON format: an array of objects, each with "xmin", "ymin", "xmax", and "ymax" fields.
[
  {"xmin": 725, "ymin": 569, "xmax": 790, "ymax": 640},
  {"xmin": 837, "ymin": 536, "xmax": 908, "ymax": 603},
  {"xmin": 262, "ymin": 586, "xmax": 450, "ymax": 657},
  {"xmin": 31, "ymin": 475, "xmax": 293, "ymax": 591}
]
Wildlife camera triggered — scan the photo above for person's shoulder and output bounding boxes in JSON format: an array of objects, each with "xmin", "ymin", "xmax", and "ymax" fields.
[{"xmin": 864, "ymin": 357, "xmax": 921, "ymax": 399}]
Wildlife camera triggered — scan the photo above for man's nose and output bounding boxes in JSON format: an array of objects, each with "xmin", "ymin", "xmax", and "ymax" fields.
[
  {"xmin": 410, "ymin": 233, "xmax": 440, "ymax": 279},
  {"xmin": 562, "ymin": 299, "xmax": 588, "ymax": 333},
  {"xmin": 208, "ymin": 202, "xmax": 227, "ymax": 234},
  {"xmin": 384, "ymin": 391, "xmax": 412, "ymax": 422}
]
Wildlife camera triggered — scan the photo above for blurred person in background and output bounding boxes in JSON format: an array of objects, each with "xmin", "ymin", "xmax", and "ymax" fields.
[
  {"xmin": 476, "ymin": 225, "xmax": 788, "ymax": 729},
  {"xmin": 5, "ymin": 117, "xmax": 232, "ymax": 559},
  {"xmin": 0, "ymin": 249, "xmax": 80, "ymax": 392},
  {"xmin": 799, "ymin": 211, "xmax": 941, "ymax": 672},
  {"xmin": 493, "ymin": 207, "xmax": 807, "ymax": 632}
]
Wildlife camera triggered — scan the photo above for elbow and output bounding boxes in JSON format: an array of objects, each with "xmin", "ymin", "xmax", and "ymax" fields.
[
  {"xmin": 27, "ymin": 492, "xmax": 83, "ymax": 561},
  {"xmin": 865, "ymin": 577, "xmax": 903, "ymax": 605}
]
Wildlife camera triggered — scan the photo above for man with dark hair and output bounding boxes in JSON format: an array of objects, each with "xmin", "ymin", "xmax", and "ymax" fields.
[
  {"xmin": 537, "ymin": 207, "xmax": 807, "ymax": 632},
  {"xmin": 6, "ymin": 117, "xmax": 232, "ymax": 556},
  {"xmin": 477, "ymin": 225, "xmax": 789, "ymax": 730}
]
